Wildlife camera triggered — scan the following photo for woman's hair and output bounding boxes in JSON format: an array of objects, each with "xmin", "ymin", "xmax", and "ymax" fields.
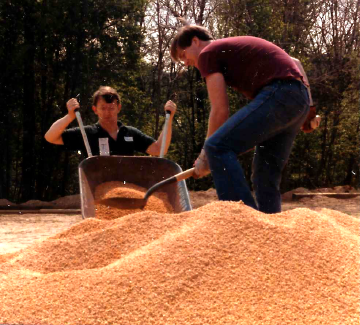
[
  {"xmin": 92, "ymin": 86, "xmax": 121, "ymax": 106},
  {"xmin": 170, "ymin": 25, "xmax": 214, "ymax": 62}
]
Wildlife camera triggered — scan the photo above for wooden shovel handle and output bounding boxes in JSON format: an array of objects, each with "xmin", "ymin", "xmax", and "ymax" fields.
[
  {"xmin": 144, "ymin": 168, "xmax": 195, "ymax": 200},
  {"xmin": 174, "ymin": 168, "xmax": 195, "ymax": 182}
]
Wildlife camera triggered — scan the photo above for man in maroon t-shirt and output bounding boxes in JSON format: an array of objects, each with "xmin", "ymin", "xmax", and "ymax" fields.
[{"xmin": 170, "ymin": 25, "xmax": 311, "ymax": 213}]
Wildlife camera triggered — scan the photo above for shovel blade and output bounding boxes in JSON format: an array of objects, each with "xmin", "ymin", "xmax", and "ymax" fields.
[{"xmin": 97, "ymin": 197, "xmax": 146, "ymax": 210}]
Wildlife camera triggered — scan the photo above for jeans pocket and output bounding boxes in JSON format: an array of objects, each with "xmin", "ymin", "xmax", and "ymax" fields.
[{"xmin": 268, "ymin": 84, "xmax": 308, "ymax": 125}]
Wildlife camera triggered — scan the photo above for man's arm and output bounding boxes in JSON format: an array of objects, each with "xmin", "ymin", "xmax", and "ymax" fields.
[
  {"xmin": 193, "ymin": 73, "xmax": 229, "ymax": 179},
  {"xmin": 146, "ymin": 100, "xmax": 177, "ymax": 156},
  {"xmin": 291, "ymin": 57, "xmax": 321, "ymax": 132},
  {"xmin": 44, "ymin": 115, "xmax": 75, "ymax": 144},
  {"xmin": 291, "ymin": 57, "xmax": 313, "ymax": 106},
  {"xmin": 205, "ymin": 72, "xmax": 230, "ymax": 138},
  {"xmin": 44, "ymin": 98, "xmax": 79, "ymax": 145}
]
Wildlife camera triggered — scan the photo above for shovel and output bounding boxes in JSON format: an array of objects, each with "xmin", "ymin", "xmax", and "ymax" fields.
[
  {"xmin": 96, "ymin": 167, "xmax": 195, "ymax": 209},
  {"xmin": 160, "ymin": 110, "xmax": 171, "ymax": 158},
  {"xmin": 74, "ymin": 93, "xmax": 93, "ymax": 157}
]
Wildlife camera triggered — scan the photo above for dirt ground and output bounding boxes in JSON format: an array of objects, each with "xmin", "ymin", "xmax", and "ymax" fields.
[{"xmin": 0, "ymin": 186, "xmax": 359, "ymax": 255}]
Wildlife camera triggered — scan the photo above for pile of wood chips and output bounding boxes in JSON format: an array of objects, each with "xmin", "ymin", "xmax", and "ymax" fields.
[
  {"xmin": 94, "ymin": 181, "xmax": 174, "ymax": 219},
  {"xmin": 0, "ymin": 201, "xmax": 359, "ymax": 325}
]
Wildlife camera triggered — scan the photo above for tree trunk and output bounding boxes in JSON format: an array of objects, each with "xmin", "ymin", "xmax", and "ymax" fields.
[{"xmin": 20, "ymin": 4, "xmax": 36, "ymax": 202}]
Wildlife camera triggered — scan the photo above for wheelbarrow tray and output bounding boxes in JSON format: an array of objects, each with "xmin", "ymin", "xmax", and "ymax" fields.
[{"xmin": 78, "ymin": 156, "xmax": 192, "ymax": 218}]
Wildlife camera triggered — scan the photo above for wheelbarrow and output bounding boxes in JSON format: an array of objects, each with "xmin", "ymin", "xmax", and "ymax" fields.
[
  {"xmin": 78, "ymin": 156, "xmax": 193, "ymax": 219},
  {"xmin": 74, "ymin": 102, "xmax": 192, "ymax": 219}
]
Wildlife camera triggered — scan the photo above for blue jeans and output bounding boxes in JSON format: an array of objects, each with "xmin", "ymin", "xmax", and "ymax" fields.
[{"xmin": 204, "ymin": 79, "xmax": 310, "ymax": 213}]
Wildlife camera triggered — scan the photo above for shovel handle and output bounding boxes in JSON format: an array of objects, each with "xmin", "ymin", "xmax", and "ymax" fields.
[
  {"xmin": 74, "ymin": 93, "xmax": 93, "ymax": 158},
  {"xmin": 75, "ymin": 110, "xmax": 93, "ymax": 157},
  {"xmin": 174, "ymin": 167, "xmax": 195, "ymax": 182},
  {"xmin": 144, "ymin": 168, "xmax": 195, "ymax": 200},
  {"xmin": 160, "ymin": 110, "xmax": 172, "ymax": 158}
]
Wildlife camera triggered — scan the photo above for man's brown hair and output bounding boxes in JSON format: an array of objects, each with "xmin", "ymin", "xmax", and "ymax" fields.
[
  {"xmin": 92, "ymin": 86, "xmax": 121, "ymax": 106},
  {"xmin": 170, "ymin": 25, "xmax": 214, "ymax": 62}
]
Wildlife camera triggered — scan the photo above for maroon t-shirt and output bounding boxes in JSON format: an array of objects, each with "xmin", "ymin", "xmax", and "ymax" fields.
[{"xmin": 198, "ymin": 36, "xmax": 304, "ymax": 99}]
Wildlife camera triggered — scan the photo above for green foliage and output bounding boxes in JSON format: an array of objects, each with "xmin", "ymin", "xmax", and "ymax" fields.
[
  {"xmin": 1, "ymin": 0, "xmax": 359, "ymax": 204},
  {"xmin": 0, "ymin": 0, "xmax": 146, "ymax": 202}
]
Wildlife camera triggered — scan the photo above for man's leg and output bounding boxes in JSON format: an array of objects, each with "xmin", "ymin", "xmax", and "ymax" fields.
[
  {"xmin": 251, "ymin": 130, "xmax": 298, "ymax": 213},
  {"xmin": 251, "ymin": 81, "xmax": 310, "ymax": 213},
  {"xmin": 204, "ymin": 79, "xmax": 309, "ymax": 211},
  {"xmin": 204, "ymin": 145, "xmax": 258, "ymax": 209}
]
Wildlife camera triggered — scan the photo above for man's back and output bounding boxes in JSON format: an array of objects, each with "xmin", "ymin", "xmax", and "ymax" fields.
[{"xmin": 197, "ymin": 36, "xmax": 303, "ymax": 98}]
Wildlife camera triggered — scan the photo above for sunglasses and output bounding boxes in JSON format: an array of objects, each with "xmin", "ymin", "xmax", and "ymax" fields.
[{"xmin": 102, "ymin": 94, "xmax": 119, "ymax": 103}]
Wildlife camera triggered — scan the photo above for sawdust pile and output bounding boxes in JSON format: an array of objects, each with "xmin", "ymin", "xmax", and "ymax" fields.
[
  {"xmin": 94, "ymin": 181, "xmax": 174, "ymax": 219},
  {"xmin": 0, "ymin": 202, "xmax": 359, "ymax": 325}
]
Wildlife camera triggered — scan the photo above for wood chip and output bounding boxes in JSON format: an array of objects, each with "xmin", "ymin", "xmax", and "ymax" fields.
[
  {"xmin": 94, "ymin": 181, "xmax": 174, "ymax": 219},
  {"xmin": 0, "ymin": 202, "xmax": 359, "ymax": 325}
]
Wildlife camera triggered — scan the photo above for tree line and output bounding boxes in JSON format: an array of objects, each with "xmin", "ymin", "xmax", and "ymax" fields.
[{"xmin": 0, "ymin": 0, "xmax": 359, "ymax": 203}]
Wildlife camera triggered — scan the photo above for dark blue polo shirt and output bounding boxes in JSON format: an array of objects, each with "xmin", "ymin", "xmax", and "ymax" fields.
[{"xmin": 62, "ymin": 122, "xmax": 155, "ymax": 156}]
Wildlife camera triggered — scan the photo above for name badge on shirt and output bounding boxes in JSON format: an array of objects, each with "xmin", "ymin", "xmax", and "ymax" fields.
[
  {"xmin": 99, "ymin": 138, "xmax": 110, "ymax": 156},
  {"xmin": 124, "ymin": 136, "xmax": 133, "ymax": 142}
]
